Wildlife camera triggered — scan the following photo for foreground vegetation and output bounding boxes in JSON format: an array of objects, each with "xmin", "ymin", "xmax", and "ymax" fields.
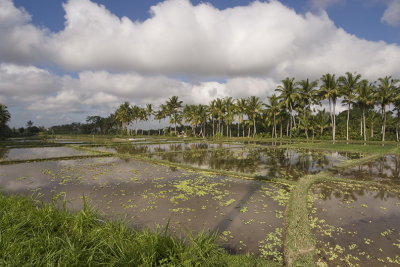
[{"xmin": 0, "ymin": 193, "xmax": 275, "ymax": 267}]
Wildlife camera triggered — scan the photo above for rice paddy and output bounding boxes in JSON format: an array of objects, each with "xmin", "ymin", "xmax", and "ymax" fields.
[{"xmin": 0, "ymin": 136, "xmax": 399, "ymax": 266}]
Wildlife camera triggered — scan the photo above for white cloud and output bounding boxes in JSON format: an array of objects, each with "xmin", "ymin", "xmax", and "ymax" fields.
[
  {"xmin": 381, "ymin": 0, "xmax": 400, "ymax": 26},
  {"xmin": 47, "ymin": 0, "xmax": 400, "ymax": 79},
  {"xmin": 2, "ymin": 0, "xmax": 400, "ymax": 127},
  {"xmin": 0, "ymin": 63, "xmax": 59, "ymax": 103},
  {"xmin": 0, "ymin": 0, "xmax": 48, "ymax": 64}
]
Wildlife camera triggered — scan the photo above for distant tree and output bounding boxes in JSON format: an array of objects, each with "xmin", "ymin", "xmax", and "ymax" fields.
[
  {"xmin": 246, "ymin": 96, "xmax": 263, "ymax": 137},
  {"xmin": 339, "ymin": 72, "xmax": 361, "ymax": 141},
  {"xmin": 374, "ymin": 76, "xmax": 399, "ymax": 142},
  {"xmin": 115, "ymin": 102, "xmax": 132, "ymax": 135},
  {"xmin": 319, "ymin": 73, "xmax": 341, "ymax": 141},
  {"xmin": 166, "ymin": 96, "xmax": 183, "ymax": 135},
  {"xmin": 276, "ymin": 77, "xmax": 300, "ymax": 137},
  {"xmin": 356, "ymin": 80, "xmax": 374, "ymax": 142},
  {"xmin": 0, "ymin": 104, "xmax": 11, "ymax": 137}
]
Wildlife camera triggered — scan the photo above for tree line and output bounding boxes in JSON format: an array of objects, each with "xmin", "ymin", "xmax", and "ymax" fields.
[
  {"xmin": 94, "ymin": 72, "xmax": 397, "ymax": 142},
  {"xmin": 3, "ymin": 72, "xmax": 399, "ymax": 141}
]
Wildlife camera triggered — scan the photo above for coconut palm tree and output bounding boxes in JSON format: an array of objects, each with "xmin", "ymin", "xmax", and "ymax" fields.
[
  {"xmin": 264, "ymin": 94, "xmax": 281, "ymax": 138},
  {"xmin": 236, "ymin": 98, "xmax": 247, "ymax": 137},
  {"xmin": 314, "ymin": 109, "xmax": 330, "ymax": 137},
  {"xmin": 0, "ymin": 104, "xmax": 11, "ymax": 133},
  {"xmin": 319, "ymin": 73, "xmax": 341, "ymax": 141},
  {"xmin": 196, "ymin": 104, "xmax": 208, "ymax": 137},
  {"xmin": 374, "ymin": 76, "xmax": 399, "ymax": 142},
  {"xmin": 154, "ymin": 106, "xmax": 166, "ymax": 135},
  {"xmin": 208, "ymin": 100, "xmax": 217, "ymax": 137},
  {"xmin": 145, "ymin": 104, "xmax": 153, "ymax": 135},
  {"xmin": 131, "ymin": 105, "xmax": 142, "ymax": 135},
  {"xmin": 276, "ymin": 77, "xmax": 300, "ymax": 137},
  {"xmin": 391, "ymin": 85, "xmax": 400, "ymax": 142},
  {"xmin": 224, "ymin": 97, "xmax": 235, "ymax": 138},
  {"xmin": 246, "ymin": 96, "xmax": 263, "ymax": 137},
  {"xmin": 214, "ymin": 98, "xmax": 225, "ymax": 136},
  {"xmin": 339, "ymin": 72, "xmax": 362, "ymax": 141},
  {"xmin": 166, "ymin": 96, "xmax": 183, "ymax": 135},
  {"xmin": 115, "ymin": 102, "xmax": 132, "ymax": 135},
  {"xmin": 297, "ymin": 78, "xmax": 318, "ymax": 114},
  {"xmin": 356, "ymin": 79, "xmax": 374, "ymax": 142}
]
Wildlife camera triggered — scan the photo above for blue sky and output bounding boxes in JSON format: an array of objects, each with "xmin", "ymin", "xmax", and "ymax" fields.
[
  {"xmin": 13, "ymin": 0, "xmax": 400, "ymax": 44},
  {"xmin": 1, "ymin": 0, "xmax": 400, "ymax": 127}
]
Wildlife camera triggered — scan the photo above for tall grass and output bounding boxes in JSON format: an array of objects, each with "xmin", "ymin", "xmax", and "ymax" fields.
[{"xmin": 0, "ymin": 193, "xmax": 275, "ymax": 266}]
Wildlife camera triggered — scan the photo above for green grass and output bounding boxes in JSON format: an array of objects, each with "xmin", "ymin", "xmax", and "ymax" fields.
[
  {"xmin": 0, "ymin": 193, "xmax": 276, "ymax": 267},
  {"xmin": 283, "ymin": 141, "xmax": 399, "ymax": 154}
]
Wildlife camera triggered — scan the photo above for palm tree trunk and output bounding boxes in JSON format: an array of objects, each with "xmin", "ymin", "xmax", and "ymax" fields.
[
  {"xmin": 280, "ymin": 120, "xmax": 283, "ymax": 138},
  {"xmin": 237, "ymin": 122, "xmax": 240, "ymax": 137},
  {"xmin": 286, "ymin": 120, "xmax": 289, "ymax": 137},
  {"xmin": 397, "ymin": 112, "xmax": 399, "ymax": 142},
  {"xmin": 382, "ymin": 106, "xmax": 386, "ymax": 142},
  {"xmin": 363, "ymin": 108, "xmax": 367, "ymax": 142},
  {"xmin": 360, "ymin": 118, "xmax": 363, "ymax": 136},
  {"xmin": 346, "ymin": 103, "xmax": 350, "ymax": 141},
  {"xmin": 273, "ymin": 114, "xmax": 276, "ymax": 138},
  {"xmin": 332, "ymin": 99, "xmax": 336, "ymax": 142},
  {"xmin": 253, "ymin": 118, "xmax": 256, "ymax": 137}
]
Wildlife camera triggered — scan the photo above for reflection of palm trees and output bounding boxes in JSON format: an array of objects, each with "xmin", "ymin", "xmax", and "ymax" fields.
[
  {"xmin": 0, "ymin": 148, "xmax": 9, "ymax": 160},
  {"xmin": 116, "ymin": 145, "xmax": 149, "ymax": 154}
]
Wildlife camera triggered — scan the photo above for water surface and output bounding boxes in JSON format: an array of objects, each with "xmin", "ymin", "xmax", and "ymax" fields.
[
  {"xmin": 310, "ymin": 182, "xmax": 400, "ymax": 266},
  {"xmin": 0, "ymin": 147, "xmax": 94, "ymax": 161}
]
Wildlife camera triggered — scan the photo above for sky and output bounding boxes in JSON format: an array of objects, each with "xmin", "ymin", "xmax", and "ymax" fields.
[{"xmin": 1, "ymin": 0, "xmax": 400, "ymax": 128}]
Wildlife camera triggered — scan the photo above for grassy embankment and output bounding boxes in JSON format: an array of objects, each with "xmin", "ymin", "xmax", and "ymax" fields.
[{"xmin": 0, "ymin": 193, "xmax": 277, "ymax": 266}]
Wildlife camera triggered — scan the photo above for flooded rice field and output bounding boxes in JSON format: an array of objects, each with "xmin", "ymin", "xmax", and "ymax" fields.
[
  {"xmin": 1, "ymin": 138, "xmax": 399, "ymax": 265},
  {"xmin": 0, "ymin": 147, "xmax": 96, "ymax": 161},
  {"xmin": 0, "ymin": 156, "xmax": 289, "ymax": 262},
  {"xmin": 146, "ymin": 147, "xmax": 362, "ymax": 180},
  {"xmin": 336, "ymin": 155, "xmax": 400, "ymax": 184},
  {"xmin": 310, "ymin": 182, "xmax": 400, "ymax": 266}
]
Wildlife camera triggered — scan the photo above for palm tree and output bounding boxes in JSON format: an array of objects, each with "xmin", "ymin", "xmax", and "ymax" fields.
[
  {"xmin": 131, "ymin": 105, "xmax": 142, "ymax": 135},
  {"xmin": 0, "ymin": 104, "xmax": 11, "ymax": 131},
  {"xmin": 356, "ymin": 79, "xmax": 374, "ymax": 142},
  {"xmin": 246, "ymin": 96, "xmax": 263, "ymax": 137},
  {"xmin": 314, "ymin": 109, "xmax": 330, "ymax": 136},
  {"xmin": 276, "ymin": 77, "xmax": 300, "ymax": 137},
  {"xmin": 224, "ymin": 97, "xmax": 235, "ymax": 138},
  {"xmin": 145, "ymin": 104, "xmax": 153, "ymax": 136},
  {"xmin": 319, "ymin": 73, "xmax": 341, "ymax": 141},
  {"xmin": 215, "ymin": 98, "xmax": 224, "ymax": 136},
  {"xmin": 154, "ymin": 106, "xmax": 166, "ymax": 135},
  {"xmin": 264, "ymin": 94, "xmax": 280, "ymax": 138},
  {"xmin": 208, "ymin": 100, "xmax": 217, "ymax": 137},
  {"xmin": 115, "ymin": 102, "xmax": 132, "ymax": 135},
  {"xmin": 339, "ymin": 72, "xmax": 361, "ymax": 141},
  {"xmin": 298, "ymin": 110, "xmax": 313, "ymax": 139},
  {"xmin": 166, "ymin": 96, "xmax": 183, "ymax": 135},
  {"xmin": 236, "ymin": 98, "xmax": 247, "ymax": 137},
  {"xmin": 196, "ymin": 104, "xmax": 208, "ymax": 137},
  {"xmin": 183, "ymin": 104, "xmax": 197, "ymax": 135},
  {"xmin": 393, "ymin": 87, "xmax": 400, "ymax": 142},
  {"xmin": 297, "ymin": 78, "xmax": 318, "ymax": 114},
  {"xmin": 374, "ymin": 76, "xmax": 399, "ymax": 142}
]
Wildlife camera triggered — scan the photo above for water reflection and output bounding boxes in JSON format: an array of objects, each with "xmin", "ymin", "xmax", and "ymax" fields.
[
  {"xmin": 337, "ymin": 155, "xmax": 400, "ymax": 184},
  {"xmin": 0, "ymin": 147, "xmax": 92, "ymax": 161},
  {"xmin": 114, "ymin": 142, "xmax": 242, "ymax": 155},
  {"xmin": 148, "ymin": 148, "xmax": 357, "ymax": 180}
]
